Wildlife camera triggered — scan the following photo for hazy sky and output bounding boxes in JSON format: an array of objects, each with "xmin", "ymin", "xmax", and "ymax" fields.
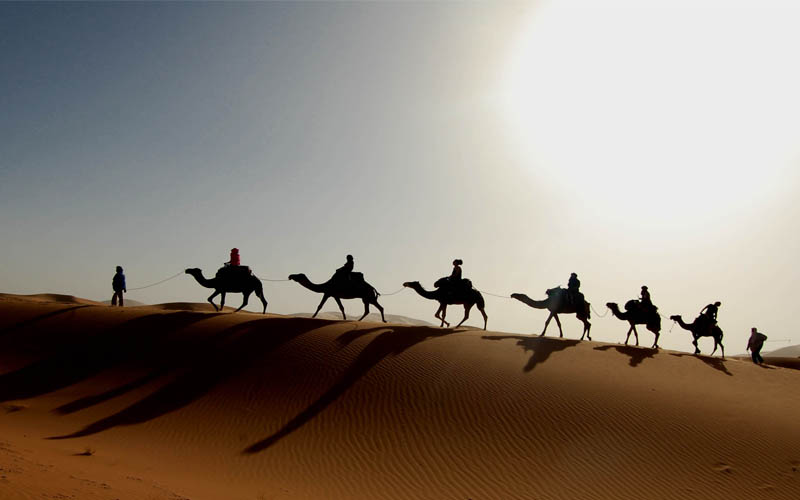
[{"xmin": 2, "ymin": 1, "xmax": 799, "ymax": 353}]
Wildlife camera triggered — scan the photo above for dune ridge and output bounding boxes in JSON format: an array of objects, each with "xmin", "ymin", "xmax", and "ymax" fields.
[{"xmin": 0, "ymin": 293, "xmax": 798, "ymax": 499}]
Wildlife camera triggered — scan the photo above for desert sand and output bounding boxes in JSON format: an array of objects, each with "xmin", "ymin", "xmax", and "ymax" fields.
[{"xmin": 0, "ymin": 292, "xmax": 797, "ymax": 499}]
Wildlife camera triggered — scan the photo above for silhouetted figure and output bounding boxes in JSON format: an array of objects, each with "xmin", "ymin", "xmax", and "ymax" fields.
[
  {"xmin": 669, "ymin": 313, "xmax": 725, "ymax": 357},
  {"xmin": 606, "ymin": 294, "xmax": 661, "ymax": 348},
  {"xmin": 699, "ymin": 301, "xmax": 721, "ymax": 333},
  {"xmin": 335, "ymin": 254, "xmax": 355, "ymax": 282},
  {"xmin": 640, "ymin": 286, "xmax": 652, "ymax": 309},
  {"xmin": 511, "ymin": 288, "xmax": 591, "ymax": 340},
  {"xmin": 403, "ymin": 280, "xmax": 487, "ymax": 329},
  {"xmin": 288, "ymin": 270, "xmax": 385, "ymax": 322},
  {"xmin": 185, "ymin": 267, "xmax": 268, "ymax": 313},
  {"xmin": 111, "ymin": 266, "xmax": 126, "ymax": 307},
  {"xmin": 450, "ymin": 259, "xmax": 463, "ymax": 281},
  {"xmin": 226, "ymin": 248, "xmax": 241, "ymax": 267},
  {"xmin": 566, "ymin": 272, "xmax": 585, "ymax": 310},
  {"xmin": 747, "ymin": 327, "xmax": 767, "ymax": 364}
]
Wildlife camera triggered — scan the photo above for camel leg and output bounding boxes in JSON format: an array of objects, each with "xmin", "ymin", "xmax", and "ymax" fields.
[
  {"xmin": 624, "ymin": 325, "xmax": 633, "ymax": 345},
  {"xmin": 479, "ymin": 307, "xmax": 488, "ymax": 331},
  {"xmin": 440, "ymin": 305, "xmax": 450, "ymax": 328},
  {"xmin": 553, "ymin": 314, "xmax": 564, "ymax": 338},
  {"xmin": 455, "ymin": 304, "xmax": 472, "ymax": 328},
  {"xmin": 718, "ymin": 339, "xmax": 725, "ymax": 358},
  {"xmin": 435, "ymin": 305, "xmax": 449, "ymax": 327},
  {"xmin": 334, "ymin": 297, "xmax": 347, "ymax": 320},
  {"xmin": 581, "ymin": 319, "xmax": 592, "ymax": 341},
  {"xmin": 207, "ymin": 291, "xmax": 221, "ymax": 312},
  {"xmin": 652, "ymin": 331, "xmax": 660, "ymax": 349},
  {"xmin": 358, "ymin": 299, "xmax": 370, "ymax": 321},
  {"xmin": 692, "ymin": 335, "xmax": 700, "ymax": 355},
  {"xmin": 541, "ymin": 312, "xmax": 556, "ymax": 336},
  {"xmin": 371, "ymin": 298, "xmax": 386, "ymax": 323},
  {"xmin": 257, "ymin": 291, "xmax": 268, "ymax": 314},
  {"xmin": 313, "ymin": 294, "xmax": 330, "ymax": 319},
  {"xmin": 235, "ymin": 292, "xmax": 251, "ymax": 313}
]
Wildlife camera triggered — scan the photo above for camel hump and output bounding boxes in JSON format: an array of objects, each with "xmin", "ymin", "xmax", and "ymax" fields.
[
  {"xmin": 624, "ymin": 299, "xmax": 639, "ymax": 311},
  {"xmin": 216, "ymin": 266, "xmax": 252, "ymax": 280},
  {"xmin": 351, "ymin": 272, "xmax": 364, "ymax": 282}
]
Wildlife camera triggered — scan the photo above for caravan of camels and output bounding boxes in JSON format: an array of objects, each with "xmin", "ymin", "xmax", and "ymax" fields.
[{"xmin": 183, "ymin": 251, "xmax": 726, "ymax": 358}]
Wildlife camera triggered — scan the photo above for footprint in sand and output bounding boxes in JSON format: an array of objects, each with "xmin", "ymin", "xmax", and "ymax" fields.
[{"xmin": 713, "ymin": 462, "xmax": 733, "ymax": 474}]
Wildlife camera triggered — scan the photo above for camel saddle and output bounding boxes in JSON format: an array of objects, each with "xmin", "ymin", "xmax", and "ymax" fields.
[
  {"xmin": 216, "ymin": 265, "xmax": 252, "ymax": 280},
  {"xmin": 332, "ymin": 271, "xmax": 365, "ymax": 284},
  {"xmin": 625, "ymin": 299, "xmax": 658, "ymax": 314},
  {"xmin": 434, "ymin": 276, "xmax": 473, "ymax": 294}
]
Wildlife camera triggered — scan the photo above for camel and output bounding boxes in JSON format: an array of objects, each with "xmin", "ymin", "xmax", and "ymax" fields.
[
  {"xmin": 607, "ymin": 300, "xmax": 661, "ymax": 348},
  {"xmin": 185, "ymin": 267, "xmax": 268, "ymax": 313},
  {"xmin": 669, "ymin": 315, "xmax": 725, "ymax": 357},
  {"xmin": 288, "ymin": 273, "xmax": 386, "ymax": 322},
  {"xmin": 511, "ymin": 288, "xmax": 591, "ymax": 340},
  {"xmin": 402, "ymin": 281, "xmax": 487, "ymax": 329}
]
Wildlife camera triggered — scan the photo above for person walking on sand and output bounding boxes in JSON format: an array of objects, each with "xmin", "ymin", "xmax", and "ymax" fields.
[
  {"xmin": 111, "ymin": 266, "xmax": 126, "ymax": 307},
  {"xmin": 747, "ymin": 327, "xmax": 768, "ymax": 365}
]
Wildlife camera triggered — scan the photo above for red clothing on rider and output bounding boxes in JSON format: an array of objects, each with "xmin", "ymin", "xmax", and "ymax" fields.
[{"xmin": 229, "ymin": 248, "xmax": 240, "ymax": 267}]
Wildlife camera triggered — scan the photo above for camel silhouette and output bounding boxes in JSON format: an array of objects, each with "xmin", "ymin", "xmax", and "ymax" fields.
[
  {"xmin": 288, "ymin": 273, "xmax": 386, "ymax": 322},
  {"xmin": 607, "ymin": 301, "xmax": 661, "ymax": 348},
  {"xmin": 511, "ymin": 288, "xmax": 591, "ymax": 340},
  {"xmin": 185, "ymin": 268, "xmax": 268, "ymax": 313},
  {"xmin": 669, "ymin": 315, "xmax": 725, "ymax": 357},
  {"xmin": 402, "ymin": 281, "xmax": 488, "ymax": 330}
]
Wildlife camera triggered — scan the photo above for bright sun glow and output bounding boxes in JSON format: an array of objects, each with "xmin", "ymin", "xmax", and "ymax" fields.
[{"xmin": 501, "ymin": 0, "xmax": 800, "ymax": 226}]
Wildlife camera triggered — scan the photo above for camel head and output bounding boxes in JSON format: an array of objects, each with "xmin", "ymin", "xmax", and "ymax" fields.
[
  {"xmin": 185, "ymin": 268, "xmax": 202, "ymax": 277},
  {"xmin": 288, "ymin": 273, "xmax": 306, "ymax": 282},
  {"xmin": 606, "ymin": 302, "xmax": 620, "ymax": 311},
  {"xmin": 669, "ymin": 314, "xmax": 681, "ymax": 322},
  {"xmin": 510, "ymin": 293, "xmax": 525, "ymax": 300},
  {"xmin": 403, "ymin": 281, "xmax": 420, "ymax": 288}
]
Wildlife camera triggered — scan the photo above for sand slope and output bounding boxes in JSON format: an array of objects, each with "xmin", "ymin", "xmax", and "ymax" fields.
[{"xmin": 0, "ymin": 293, "xmax": 798, "ymax": 499}]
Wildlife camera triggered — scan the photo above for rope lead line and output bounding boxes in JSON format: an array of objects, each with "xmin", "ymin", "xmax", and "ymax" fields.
[
  {"xmin": 590, "ymin": 304, "xmax": 610, "ymax": 318},
  {"xmin": 127, "ymin": 271, "xmax": 185, "ymax": 291}
]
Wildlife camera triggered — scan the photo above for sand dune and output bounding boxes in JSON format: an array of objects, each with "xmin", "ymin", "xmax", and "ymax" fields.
[{"xmin": 0, "ymin": 293, "xmax": 798, "ymax": 499}]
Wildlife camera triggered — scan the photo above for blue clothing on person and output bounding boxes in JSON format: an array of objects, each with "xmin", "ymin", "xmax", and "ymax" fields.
[{"xmin": 112, "ymin": 269, "xmax": 126, "ymax": 292}]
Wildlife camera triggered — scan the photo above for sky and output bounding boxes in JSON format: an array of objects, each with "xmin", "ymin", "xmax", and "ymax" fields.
[{"xmin": 2, "ymin": 1, "xmax": 799, "ymax": 354}]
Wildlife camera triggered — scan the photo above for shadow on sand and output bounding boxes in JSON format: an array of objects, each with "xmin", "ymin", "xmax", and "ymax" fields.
[
  {"xmin": 594, "ymin": 344, "xmax": 658, "ymax": 367},
  {"xmin": 669, "ymin": 352, "xmax": 732, "ymax": 376},
  {"xmin": 0, "ymin": 305, "xmax": 94, "ymax": 337},
  {"xmin": 49, "ymin": 316, "xmax": 340, "ymax": 440},
  {"xmin": 241, "ymin": 324, "xmax": 459, "ymax": 455},
  {"xmin": 0, "ymin": 312, "xmax": 214, "ymax": 404},
  {"xmin": 482, "ymin": 335, "xmax": 580, "ymax": 372}
]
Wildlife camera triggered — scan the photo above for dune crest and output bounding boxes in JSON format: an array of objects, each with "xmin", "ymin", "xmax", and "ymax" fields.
[{"xmin": 0, "ymin": 294, "xmax": 798, "ymax": 500}]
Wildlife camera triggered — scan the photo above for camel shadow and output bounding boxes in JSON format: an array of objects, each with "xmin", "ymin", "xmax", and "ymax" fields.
[
  {"xmin": 594, "ymin": 345, "xmax": 657, "ymax": 367},
  {"xmin": 241, "ymin": 324, "xmax": 458, "ymax": 455},
  {"xmin": 669, "ymin": 353, "xmax": 732, "ymax": 376},
  {"xmin": 0, "ymin": 311, "xmax": 214, "ymax": 404},
  {"xmin": 482, "ymin": 335, "xmax": 580, "ymax": 372},
  {"xmin": 49, "ymin": 317, "xmax": 335, "ymax": 439}
]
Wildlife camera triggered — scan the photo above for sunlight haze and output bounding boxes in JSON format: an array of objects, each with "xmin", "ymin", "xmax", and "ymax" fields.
[{"xmin": 2, "ymin": 1, "xmax": 799, "ymax": 353}]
